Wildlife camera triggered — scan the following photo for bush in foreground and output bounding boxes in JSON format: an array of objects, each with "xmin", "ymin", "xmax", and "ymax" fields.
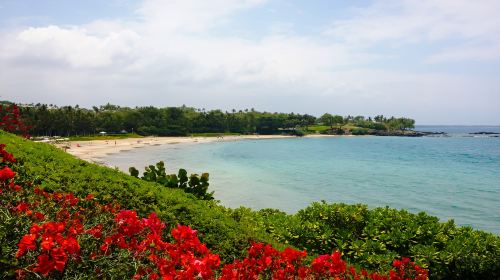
[{"xmin": 251, "ymin": 203, "xmax": 499, "ymax": 279}]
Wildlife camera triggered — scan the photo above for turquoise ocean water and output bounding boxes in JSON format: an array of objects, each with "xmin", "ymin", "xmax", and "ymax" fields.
[{"xmin": 103, "ymin": 126, "xmax": 500, "ymax": 234}]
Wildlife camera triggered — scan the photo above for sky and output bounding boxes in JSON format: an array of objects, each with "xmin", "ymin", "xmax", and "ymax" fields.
[{"xmin": 1, "ymin": 0, "xmax": 499, "ymax": 125}]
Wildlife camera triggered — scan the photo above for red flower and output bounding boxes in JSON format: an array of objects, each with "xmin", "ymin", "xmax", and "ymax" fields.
[
  {"xmin": 31, "ymin": 248, "xmax": 69, "ymax": 275},
  {"xmin": 86, "ymin": 224, "xmax": 103, "ymax": 238},
  {"xmin": 14, "ymin": 202, "xmax": 29, "ymax": 213},
  {"xmin": 99, "ymin": 244, "xmax": 109, "ymax": 254},
  {"xmin": 143, "ymin": 213, "xmax": 165, "ymax": 235},
  {"xmin": 42, "ymin": 221, "xmax": 66, "ymax": 234},
  {"xmin": 62, "ymin": 237, "xmax": 80, "ymax": 255},
  {"xmin": 67, "ymin": 220, "xmax": 84, "ymax": 236},
  {"xmin": 40, "ymin": 236, "xmax": 55, "ymax": 251},
  {"xmin": 30, "ymin": 223, "xmax": 42, "ymax": 235},
  {"xmin": 0, "ymin": 144, "xmax": 16, "ymax": 163},
  {"xmin": 52, "ymin": 192, "xmax": 63, "ymax": 201},
  {"xmin": 16, "ymin": 234, "xmax": 37, "ymax": 257},
  {"xmin": 33, "ymin": 212, "xmax": 44, "ymax": 220},
  {"xmin": 33, "ymin": 254, "xmax": 53, "ymax": 276},
  {"xmin": 115, "ymin": 210, "xmax": 144, "ymax": 237},
  {"xmin": 51, "ymin": 248, "xmax": 68, "ymax": 271},
  {"xmin": 171, "ymin": 224, "xmax": 198, "ymax": 242},
  {"xmin": 64, "ymin": 193, "xmax": 79, "ymax": 206},
  {"xmin": 0, "ymin": 166, "xmax": 15, "ymax": 181}
]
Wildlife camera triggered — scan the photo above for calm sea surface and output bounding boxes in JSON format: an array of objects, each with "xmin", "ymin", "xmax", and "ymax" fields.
[{"xmin": 103, "ymin": 126, "xmax": 500, "ymax": 234}]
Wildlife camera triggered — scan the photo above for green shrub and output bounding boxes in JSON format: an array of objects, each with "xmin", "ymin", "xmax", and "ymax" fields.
[
  {"xmin": 130, "ymin": 161, "xmax": 214, "ymax": 200},
  {"xmin": 351, "ymin": 127, "xmax": 369, "ymax": 135},
  {"xmin": 292, "ymin": 129, "xmax": 306, "ymax": 136},
  {"xmin": 256, "ymin": 202, "xmax": 499, "ymax": 279}
]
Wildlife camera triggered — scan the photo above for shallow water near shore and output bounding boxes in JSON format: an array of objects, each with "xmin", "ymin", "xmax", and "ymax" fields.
[{"xmin": 103, "ymin": 126, "xmax": 500, "ymax": 234}]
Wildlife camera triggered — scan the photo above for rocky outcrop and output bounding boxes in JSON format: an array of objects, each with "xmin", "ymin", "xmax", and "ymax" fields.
[
  {"xmin": 370, "ymin": 130, "xmax": 425, "ymax": 137},
  {"xmin": 470, "ymin": 131, "xmax": 500, "ymax": 135}
]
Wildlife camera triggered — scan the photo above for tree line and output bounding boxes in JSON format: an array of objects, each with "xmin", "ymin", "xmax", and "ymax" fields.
[
  {"xmin": 319, "ymin": 113, "xmax": 415, "ymax": 132},
  {"xmin": 12, "ymin": 102, "xmax": 415, "ymax": 137}
]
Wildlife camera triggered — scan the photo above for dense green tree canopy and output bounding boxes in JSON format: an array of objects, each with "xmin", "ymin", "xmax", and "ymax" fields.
[{"xmin": 15, "ymin": 102, "xmax": 415, "ymax": 137}]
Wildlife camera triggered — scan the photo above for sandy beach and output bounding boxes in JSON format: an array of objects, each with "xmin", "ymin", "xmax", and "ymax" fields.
[{"xmin": 54, "ymin": 135, "xmax": 302, "ymax": 163}]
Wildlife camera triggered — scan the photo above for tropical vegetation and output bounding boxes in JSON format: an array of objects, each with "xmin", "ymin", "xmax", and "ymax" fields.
[{"xmin": 11, "ymin": 102, "xmax": 415, "ymax": 137}]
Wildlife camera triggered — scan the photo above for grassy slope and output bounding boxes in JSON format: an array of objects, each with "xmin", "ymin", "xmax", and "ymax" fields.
[{"xmin": 0, "ymin": 131, "xmax": 280, "ymax": 262}]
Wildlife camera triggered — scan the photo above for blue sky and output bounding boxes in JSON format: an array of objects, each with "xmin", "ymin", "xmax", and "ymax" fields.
[{"xmin": 1, "ymin": 0, "xmax": 499, "ymax": 124}]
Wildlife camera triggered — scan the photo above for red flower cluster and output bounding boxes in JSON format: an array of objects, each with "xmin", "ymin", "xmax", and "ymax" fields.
[
  {"xmin": 0, "ymin": 166, "xmax": 16, "ymax": 181},
  {"xmin": 9, "ymin": 189, "xmax": 106, "ymax": 276},
  {"xmin": 0, "ymin": 144, "xmax": 17, "ymax": 193},
  {"xmin": 310, "ymin": 251, "xmax": 349, "ymax": 277},
  {"xmin": 0, "ymin": 104, "xmax": 31, "ymax": 138},
  {"xmin": 12, "ymin": 186, "xmax": 86, "ymax": 276},
  {"xmin": 219, "ymin": 243, "xmax": 428, "ymax": 280},
  {"xmin": 220, "ymin": 243, "xmax": 308, "ymax": 279},
  {"xmin": 16, "ymin": 221, "xmax": 82, "ymax": 275},
  {"xmin": 101, "ymin": 211, "xmax": 221, "ymax": 279},
  {"xmin": 390, "ymin": 257, "xmax": 428, "ymax": 280},
  {"xmin": 0, "ymin": 143, "xmax": 16, "ymax": 163}
]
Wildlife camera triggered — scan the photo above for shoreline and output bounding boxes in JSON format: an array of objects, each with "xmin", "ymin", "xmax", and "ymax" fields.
[
  {"xmin": 49, "ymin": 130, "xmax": 452, "ymax": 165},
  {"xmin": 55, "ymin": 135, "xmax": 332, "ymax": 164}
]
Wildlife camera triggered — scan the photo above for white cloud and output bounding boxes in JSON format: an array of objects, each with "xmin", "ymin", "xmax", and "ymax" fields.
[
  {"xmin": 426, "ymin": 43, "xmax": 500, "ymax": 63},
  {"xmin": 136, "ymin": 0, "xmax": 267, "ymax": 33},
  {"xmin": 1, "ymin": 0, "xmax": 499, "ymax": 124},
  {"xmin": 12, "ymin": 25, "xmax": 139, "ymax": 68},
  {"xmin": 326, "ymin": 0, "xmax": 500, "ymax": 43},
  {"xmin": 324, "ymin": 0, "xmax": 500, "ymax": 62}
]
